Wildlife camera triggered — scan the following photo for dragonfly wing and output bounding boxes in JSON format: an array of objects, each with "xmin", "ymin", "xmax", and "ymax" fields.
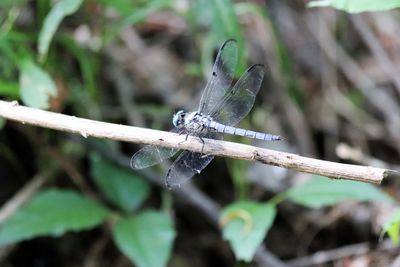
[
  {"xmin": 165, "ymin": 132, "xmax": 219, "ymax": 188},
  {"xmin": 130, "ymin": 128, "xmax": 182, "ymax": 169},
  {"xmin": 165, "ymin": 151, "xmax": 214, "ymax": 188},
  {"xmin": 130, "ymin": 145, "xmax": 179, "ymax": 169},
  {"xmin": 198, "ymin": 39, "xmax": 238, "ymax": 115},
  {"xmin": 209, "ymin": 64, "xmax": 265, "ymax": 126}
]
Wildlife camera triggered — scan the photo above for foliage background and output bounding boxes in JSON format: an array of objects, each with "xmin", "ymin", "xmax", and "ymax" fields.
[{"xmin": 1, "ymin": 0, "xmax": 400, "ymax": 266}]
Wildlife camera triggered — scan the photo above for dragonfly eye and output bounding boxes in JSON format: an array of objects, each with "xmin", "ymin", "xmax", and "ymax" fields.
[{"xmin": 172, "ymin": 110, "xmax": 186, "ymax": 127}]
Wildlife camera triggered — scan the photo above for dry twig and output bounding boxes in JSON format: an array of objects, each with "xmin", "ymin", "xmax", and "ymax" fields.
[
  {"xmin": 0, "ymin": 100, "xmax": 396, "ymax": 184},
  {"xmin": 0, "ymin": 172, "xmax": 49, "ymax": 225},
  {"xmin": 286, "ymin": 239, "xmax": 397, "ymax": 267}
]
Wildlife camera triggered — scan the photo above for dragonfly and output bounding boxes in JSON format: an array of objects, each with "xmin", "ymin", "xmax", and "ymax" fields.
[{"xmin": 130, "ymin": 39, "xmax": 281, "ymax": 189}]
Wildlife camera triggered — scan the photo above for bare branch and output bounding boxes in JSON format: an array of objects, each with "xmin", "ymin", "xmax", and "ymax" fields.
[
  {"xmin": 0, "ymin": 172, "xmax": 49, "ymax": 225},
  {"xmin": 285, "ymin": 239, "xmax": 396, "ymax": 267},
  {"xmin": 0, "ymin": 100, "xmax": 395, "ymax": 184}
]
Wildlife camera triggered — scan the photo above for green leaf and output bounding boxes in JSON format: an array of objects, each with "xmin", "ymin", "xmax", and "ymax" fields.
[
  {"xmin": 0, "ymin": 80, "xmax": 19, "ymax": 98},
  {"xmin": 346, "ymin": 89, "xmax": 365, "ymax": 108},
  {"xmin": 287, "ymin": 176, "xmax": 394, "ymax": 208},
  {"xmin": 97, "ymin": 0, "xmax": 136, "ymax": 15},
  {"xmin": 221, "ymin": 201, "xmax": 276, "ymax": 262},
  {"xmin": 381, "ymin": 209, "xmax": 400, "ymax": 245},
  {"xmin": 59, "ymin": 35, "xmax": 98, "ymax": 99},
  {"xmin": 184, "ymin": 63, "xmax": 203, "ymax": 77},
  {"xmin": 38, "ymin": 0, "xmax": 83, "ymax": 62},
  {"xmin": 226, "ymin": 159, "xmax": 249, "ymax": 200},
  {"xmin": 18, "ymin": 58, "xmax": 57, "ymax": 109},
  {"xmin": 0, "ymin": 117, "xmax": 5, "ymax": 130},
  {"xmin": 103, "ymin": 0, "xmax": 170, "ymax": 43},
  {"xmin": 210, "ymin": 0, "xmax": 239, "ymax": 38},
  {"xmin": 0, "ymin": 37, "xmax": 18, "ymax": 78},
  {"xmin": 0, "ymin": 0, "xmax": 28, "ymax": 7},
  {"xmin": 272, "ymin": 26, "xmax": 305, "ymax": 109},
  {"xmin": 112, "ymin": 211, "xmax": 176, "ymax": 267},
  {"xmin": 118, "ymin": 0, "xmax": 170, "ymax": 26},
  {"xmin": 193, "ymin": 0, "xmax": 241, "ymax": 42},
  {"xmin": 192, "ymin": 0, "xmax": 246, "ymax": 75},
  {"xmin": 90, "ymin": 154, "xmax": 150, "ymax": 212},
  {"xmin": 0, "ymin": 189, "xmax": 109, "ymax": 245},
  {"xmin": 308, "ymin": 0, "xmax": 400, "ymax": 13}
]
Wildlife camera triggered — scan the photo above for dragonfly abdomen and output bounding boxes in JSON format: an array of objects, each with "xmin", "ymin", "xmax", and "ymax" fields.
[{"xmin": 209, "ymin": 121, "xmax": 281, "ymax": 141}]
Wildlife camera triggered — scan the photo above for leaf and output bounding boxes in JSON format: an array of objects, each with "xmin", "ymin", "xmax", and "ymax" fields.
[
  {"xmin": 381, "ymin": 209, "xmax": 400, "ymax": 245},
  {"xmin": 0, "ymin": 80, "xmax": 19, "ymax": 98},
  {"xmin": 112, "ymin": 211, "xmax": 176, "ymax": 267},
  {"xmin": 0, "ymin": 189, "xmax": 109, "ymax": 245},
  {"xmin": 221, "ymin": 201, "xmax": 276, "ymax": 262},
  {"xmin": 38, "ymin": 0, "xmax": 83, "ymax": 62},
  {"xmin": 226, "ymin": 159, "xmax": 249, "ymax": 200},
  {"xmin": 0, "ymin": 117, "xmax": 5, "ymax": 130},
  {"xmin": 59, "ymin": 35, "xmax": 98, "ymax": 99},
  {"xmin": 19, "ymin": 58, "xmax": 57, "ymax": 109},
  {"xmin": 308, "ymin": 0, "xmax": 400, "ymax": 13},
  {"xmin": 287, "ymin": 176, "xmax": 394, "ymax": 208},
  {"xmin": 0, "ymin": 0, "xmax": 28, "ymax": 7},
  {"xmin": 103, "ymin": 0, "xmax": 170, "ymax": 43},
  {"xmin": 272, "ymin": 27, "xmax": 305, "ymax": 109},
  {"xmin": 97, "ymin": 0, "xmax": 136, "ymax": 15},
  {"xmin": 210, "ymin": 0, "xmax": 240, "ymax": 38},
  {"xmin": 90, "ymin": 154, "xmax": 150, "ymax": 212},
  {"xmin": 118, "ymin": 0, "xmax": 170, "ymax": 26},
  {"xmin": 193, "ymin": 0, "xmax": 241, "ymax": 42},
  {"xmin": 346, "ymin": 89, "xmax": 365, "ymax": 108},
  {"xmin": 193, "ymin": 0, "xmax": 246, "ymax": 75},
  {"xmin": 0, "ymin": 27, "xmax": 19, "ymax": 71}
]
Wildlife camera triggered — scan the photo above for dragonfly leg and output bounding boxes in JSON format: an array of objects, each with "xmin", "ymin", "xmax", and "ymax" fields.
[
  {"xmin": 197, "ymin": 136, "xmax": 209, "ymax": 158},
  {"xmin": 178, "ymin": 133, "xmax": 190, "ymax": 145}
]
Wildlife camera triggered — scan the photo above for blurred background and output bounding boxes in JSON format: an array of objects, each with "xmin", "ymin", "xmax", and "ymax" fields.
[{"xmin": 1, "ymin": 0, "xmax": 400, "ymax": 266}]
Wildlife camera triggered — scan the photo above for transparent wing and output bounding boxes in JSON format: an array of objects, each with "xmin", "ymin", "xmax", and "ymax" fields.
[
  {"xmin": 209, "ymin": 64, "xmax": 265, "ymax": 126},
  {"xmin": 130, "ymin": 145, "xmax": 179, "ymax": 170},
  {"xmin": 165, "ymin": 132, "xmax": 219, "ymax": 188},
  {"xmin": 165, "ymin": 151, "xmax": 214, "ymax": 189},
  {"xmin": 198, "ymin": 39, "xmax": 238, "ymax": 115},
  {"xmin": 130, "ymin": 128, "xmax": 182, "ymax": 170}
]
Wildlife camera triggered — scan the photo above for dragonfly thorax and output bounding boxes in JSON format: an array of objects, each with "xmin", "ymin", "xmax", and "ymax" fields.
[
  {"xmin": 183, "ymin": 112, "xmax": 213, "ymax": 133},
  {"xmin": 173, "ymin": 110, "xmax": 214, "ymax": 133}
]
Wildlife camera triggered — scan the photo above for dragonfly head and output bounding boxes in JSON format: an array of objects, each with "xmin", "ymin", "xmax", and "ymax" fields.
[{"xmin": 172, "ymin": 110, "xmax": 186, "ymax": 128}]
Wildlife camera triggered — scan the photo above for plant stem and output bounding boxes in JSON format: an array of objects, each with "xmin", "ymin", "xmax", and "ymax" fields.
[{"xmin": 0, "ymin": 100, "xmax": 396, "ymax": 185}]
